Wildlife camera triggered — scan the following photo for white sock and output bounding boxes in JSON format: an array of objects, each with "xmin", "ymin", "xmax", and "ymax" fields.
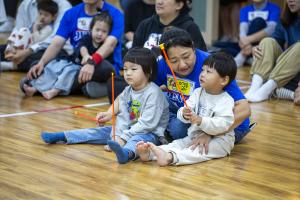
[
  {"xmin": 245, "ymin": 74, "xmax": 263, "ymax": 99},
  {"xmin": 248, "ymin": 79, "xmax": 277, "ymax": 102},
  {"xmin": 274, "ymin": 88, "xmax": 294, "ymax": 100},
  {"xmin": 234, "ymin": 52, "xmax": 246, "ymax": 68},
  {"xmin": 0, "ymin": 61, "xmax": 17, "ymax": 71}
]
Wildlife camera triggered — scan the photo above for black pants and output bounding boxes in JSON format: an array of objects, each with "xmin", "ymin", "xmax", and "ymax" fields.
[
  {"xmin": 71, "ymin": 59, "xmax": 115, "ymax": 94},
  {"xmin": 284, "ymin": 72, "xmax": 300, "ymax": 91}
]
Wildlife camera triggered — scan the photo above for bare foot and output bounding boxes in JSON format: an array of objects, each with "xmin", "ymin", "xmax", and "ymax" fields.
[
  {"xmin": 148, "ymin": 142, "xmax": 173, "ymax": 166},
  {"xmin": 42, "ymin": 89, "xmax": 60, "ymax": 100},
  {"xmin": 104, "ymin": 145, "xmax": 112, "ymax": 152},
  {"xmin": 136, "ymin": 141, "xmax": 150, "ymax": 162},
  {"xmin": 23, "ymin": 84, "xmax": 37, "ymax": 96}
]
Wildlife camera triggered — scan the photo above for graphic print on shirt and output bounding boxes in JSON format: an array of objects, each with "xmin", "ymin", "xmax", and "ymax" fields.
[
  {"xmin": 74, "ymin": 17, "xmax": 92, "ymax": 43},
  {"xmin": 166, "ymin": 74, "xmax": 195, "ymax": 107},
  {"xmin": 144, "ymin": 33, "xmax": 161, "ymax": 49},
  {"xmin": 248, "ymin": 11, "xmax": 269, "ymax": 21},
  {"xmin": 127, "ymin": 99, "xmax": 141, "ymax": 123}
]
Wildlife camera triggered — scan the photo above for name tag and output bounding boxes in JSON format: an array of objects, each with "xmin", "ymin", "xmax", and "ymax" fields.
[
  {"xmin": 167, "ymin": 75, "xmax": 195, "ymax": 96},
  {"xmin": 77, "ymin": 17, "xmax": 92, "ymax": 31},
  {"xmin": 248, "ymin": 11, "xmax": 269, "ymax": 21}
]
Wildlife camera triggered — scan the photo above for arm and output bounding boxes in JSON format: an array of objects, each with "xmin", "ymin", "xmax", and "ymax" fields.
[
  {"xmin": 80, "ymin": 46, "xmax": 91, "ymax": 64},
  {"xmin": 27, "ymin": 36, "xmax": 66, "ymax": 79},
  {"xmin": 229, "ymin": 99, "xmax": 251, "ymax": 131},
  {"xmin": 97, "ymin": 96, "xmax": 120, "ymax": 125}
]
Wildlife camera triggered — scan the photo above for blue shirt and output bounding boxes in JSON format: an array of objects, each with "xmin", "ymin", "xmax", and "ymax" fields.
[
  {"xmin": 272, "ymin": 17, "xmax": 300, "ymax": 48},
  {"xmin": 56, "ymin": 2, "xmax": 124, "ymax": 74},
  {"xmin": 240, "ymin": 2, "xmax": 280, "ymax": 23},
  {"xmin": 155, "ymin": 49, "xmax": 250, "ymax": 131}
]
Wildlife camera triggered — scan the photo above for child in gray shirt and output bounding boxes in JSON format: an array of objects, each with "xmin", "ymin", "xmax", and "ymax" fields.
[{"xmin": 41, "ymin": 48, "xmax": 169, "ymax": 164}]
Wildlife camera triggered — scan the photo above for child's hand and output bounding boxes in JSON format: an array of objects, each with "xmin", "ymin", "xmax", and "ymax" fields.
[
  {"xmin": 190, "ymin": 114, "xmax": 202, "ymax": 125},
  {"xmin": 96, "ymin": 111, "xmax": 112, "ymax": 126},
  {"xmin": 81, "ymin": 55, "xmax": 91, "ymax": 65},
  {"xmin": 189, "ymin": 133, "xmax": 212, "ymax": 155},
  {"xmin": 182, "ymin": 107, "xmax": 193, "ymax": 120}
]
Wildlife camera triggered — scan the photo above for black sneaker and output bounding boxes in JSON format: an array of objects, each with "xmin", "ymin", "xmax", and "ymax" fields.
[{"xmin": 82, "ymin": 81, "xmax": 108, "ymax": 98}]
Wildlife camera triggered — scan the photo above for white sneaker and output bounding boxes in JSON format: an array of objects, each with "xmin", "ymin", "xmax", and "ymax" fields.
[{"xmin": 0, "ymin": 16, "xmax": 14, "ymax": 33}]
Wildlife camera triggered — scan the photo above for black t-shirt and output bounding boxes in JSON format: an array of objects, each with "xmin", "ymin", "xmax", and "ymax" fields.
[
  {"xmin": 125, "ymin": 0, "xmax": 155, "ymax": 33},
  {"xmin": 72, "ymin": 34, "xmax": 114, "ymax": 65},
  {"xmin": 132, "ymin": 13, "xmax": 207, "ymax": 52}
]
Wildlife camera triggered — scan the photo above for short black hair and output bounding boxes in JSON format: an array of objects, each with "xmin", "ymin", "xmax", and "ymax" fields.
[
  {"xmin": 159, "ymin": 27, "xmax": 194, "ymax": 56},
  {"xmin": 176, "ymin": 0, "xmax": 192, "ymax": 14},
  {"xmin": 89, "ymin": 11, "xmax": 113, "ymax": 32},
  {"xmin": 37, "ymin": 0, "xmax": 58, "ymax": 16},
  {"xmin": 123, "ymin": 47, "xmax": 157, "ymax": 81},
  {"xmin": 203, "ymin": 52, "xmax": 237, "ymax": 87}
]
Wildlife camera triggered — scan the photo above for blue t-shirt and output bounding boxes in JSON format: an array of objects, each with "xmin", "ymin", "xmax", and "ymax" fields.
[
  {"xmin": 155, "ymin": 49, "xmax": 250, "ymax": 131},
  {"xmin": 56, "ymin": 2, "xmax": 124, "ymax": 74},
  {"xmin": 240, "ymin": 2, "xmax": 280, "ymax": 23},
  {"xmin": 272, "ymin": 17, "xmax": 300, "ymax": 48}
]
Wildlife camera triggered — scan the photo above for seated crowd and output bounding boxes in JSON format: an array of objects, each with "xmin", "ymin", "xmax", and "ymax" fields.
[{"xmin": 0, "ymin": 0, "xmax": 299, "ymax": 164}]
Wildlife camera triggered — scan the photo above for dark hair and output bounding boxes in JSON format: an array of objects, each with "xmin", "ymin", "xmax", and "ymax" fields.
[
  {"xmin": 89, "ymin": 11, "xmax": 113, "ymax": 32},
  {"xmin": 176, "ymin": 0, "xmax": 192, "ymax": 14},
  {"xmin": 159, "ymin": 27, "xmax": 194, "ymax": 55},
  {"xmin": 203, "ymin": 52, "xmax": 237, "ymax": 87},
  {"xmin": 123, "ymin": 47, "xmax": 157, "ymax": 81},
  {"xmin": 37, "ymin": 0, "xmax": 58, "ymax": 16},
  {"xmin": 281, "ymin": 2, "xmax": 298, "ymax": 27}
]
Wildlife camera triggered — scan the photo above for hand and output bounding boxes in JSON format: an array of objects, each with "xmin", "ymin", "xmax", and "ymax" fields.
[
  {"xmin": 160, "ymin": 84, "xmax": 167, "ymax": 91},
  {"xmin": 294, "ymin": 81, "xmax": 300, "ymax": 105},
  {"xmin": 239, "ymin": 36, "xmax": 251, "ymax": 48},
  {"xmin": 27, "ymin": 61, "xmax": 44, "ymax": 80},
  {"xmin": 189, "ymin": 133, "xmax": 212, "ymax": 155},
  {"xmin": 241, "ymin": 44, "xmax": 252, "ymax": 56},
  {"xmin": 81, "ymin": 55, "xmax": 91, "ymax": 65},
  {"xmin": 252, "ymin": 45, "xmax": 263, "ymax": 60},
  {"xmin": 5, "ymin": 49, "xmax": 29, "ymax": 64},
  {"xmin": 189, "ymin": 114, "xmax": 202, "ymax": 125},
  {"xmin": 78, "ymin": 63, "xmax": 95, "ymax": 84},
  {"xmin": 96, "ymin": 111, "xmax": 112, "ymax": 126},
  {"xmin": 182, "ymin": 107, "xmax": 193, "ymax": 120}
]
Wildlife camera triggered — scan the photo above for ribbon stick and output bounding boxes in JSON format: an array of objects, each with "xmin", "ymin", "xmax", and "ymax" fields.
[
  {"xmin": 159, "ymin": 43, "xmax": 188, "ymax": 107},
  {"xmin": 111, "ymin": 72, "xmax": 116, "ymax": 140},
  {"xmin": 74, "ymin": 111, "xmax": 97, "ymax": 122}
]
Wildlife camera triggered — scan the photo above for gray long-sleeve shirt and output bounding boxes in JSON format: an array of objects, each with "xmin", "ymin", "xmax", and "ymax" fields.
[{"xmin": 115, "ymin": 82, "xmax": 169, "ymax": 141}]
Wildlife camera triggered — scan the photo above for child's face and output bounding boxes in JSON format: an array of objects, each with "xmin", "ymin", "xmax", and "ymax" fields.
[
  {"xmin": 38, "ymin": 10, "xmax": 56, "ymax": 26},
  {"xmin": 123, "ymin": 61, "xmax": 149, "ymax": 91},
  {"xmin": 199, "ymin": 65, "xmax": 228, "ymax": 94},
  {"xmin": 91, "ymin": 21, "xmax": 110, "ymax": 45}
]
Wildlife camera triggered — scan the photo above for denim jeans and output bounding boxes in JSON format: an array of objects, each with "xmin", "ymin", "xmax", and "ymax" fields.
[
  {"xmin": 64, "ymin": 126, "xmax": 161, "ymax": 154},
  {"xmin": 30, "ymin": 59, "xmax": 80, "ymax": 95}
]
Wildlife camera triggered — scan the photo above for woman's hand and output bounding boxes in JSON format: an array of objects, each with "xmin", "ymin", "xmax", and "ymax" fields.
[
  {"xmin": 27, "ymin": 61, "xmax": 44, "ymax": 80},
  {"xmin": 252, "ymin": 45, "xmax": 263, "ymax": 60}
]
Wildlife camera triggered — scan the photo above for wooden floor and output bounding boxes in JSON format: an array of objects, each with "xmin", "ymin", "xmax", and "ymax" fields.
[{"xmin": 0, "ymin": 68, "xmax": 299, "ymax": 200}]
